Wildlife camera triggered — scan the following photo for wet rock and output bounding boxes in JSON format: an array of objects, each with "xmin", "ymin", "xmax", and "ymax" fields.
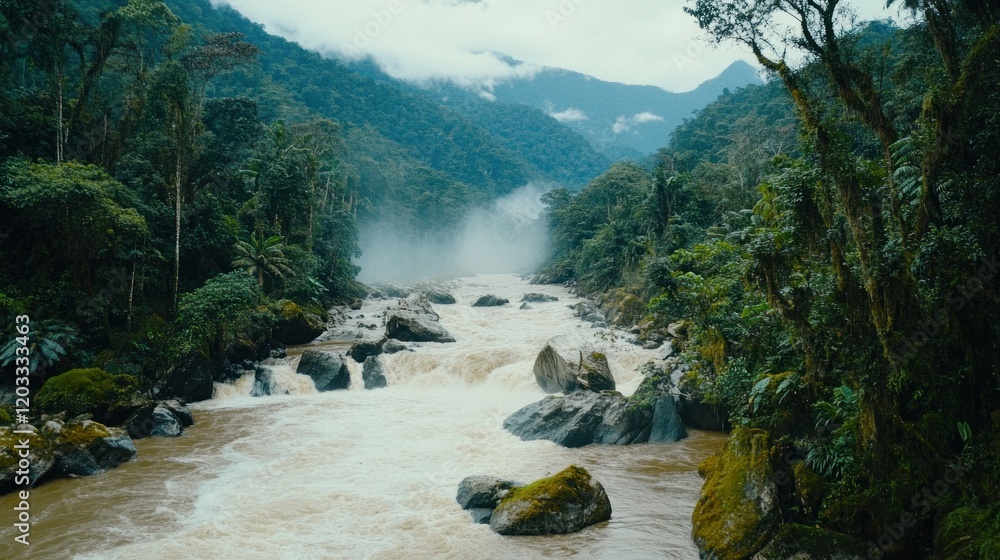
[
  {"xmin": 592, "ymin": 397, "xmax": 654, "ymax": 445},
  {"xmin": 595, "ymin": 289, "xmax": 646, "ymax": 327},
  {"xmin": 296, "ymin": 350, "xmax": 351, "ymax": 392},
  {"xmin": 417, "ymin": 281, "xmax": 457, "ymax": 305},
  {"xmin": 520, "ymin": 303, "xmax": 533, "ymax": 310},
  {"xmin": 51, "ymin": 421, "xmax": 137, "ymax": 477},
  {"xmin": 382, "ymin": 339, "xmax": 408, "ymax": 354},
  {"xmin": 473, "ymin": 295, "xmax": 509, "ymax": 307},
  {"xmin": 160, "ymin": 354, "xmax": 216, "ymax": 403},
  {"xmin": 522, "ymin": 293, "xmax": 559, "ymax": 303},
  {"xmin": 532, "ymin": 343, "xmax": 615, "ymax": 394},
  {"xmin": 369, "ymin": 281, "xmax": 411, "ymax": 299},
  {"xmin": 571, "ymin": 301, "xmax": 606, "ymax": 326},
  {"xmin": 385, "ymin": 297, "xmax": 455, "ymax": 343},
  {"xmin": 456, "ymin": 476, "xmax": 517, "ymax": 510},
  {"xmin": 503, "ymin": 391, "xmax": 615, "ymax": 448},
  {"xmin": 161, "ymin": 400, "xmax": 194, "ymax": 427},
  {"xmin": 362, "ymin": 356, "xmax": 388, "ymax": 389},
  {"xmin": 125, "ymin": 403, "xmax": 185, "ymax": 438},
  {"xmin": 470, "ymin": 508, "xmax": 493, "ymax": 524},
  {"xmin": 349, "ymin": 339, "xmax": 385, "ymax": 363},
  {"xmin": 648, "ymin": 395, "xmax": 687, "ymax": 443},
  {"xmin": 680, "ymin": 397, "xmax": 731, "ymax": 432},
  {"xmin": 489, "ymin": 466, "xmax": 612, "ymax": 536},
  {"xmin": 693, "ymin": 428, "xmax": 781, "ymax": 559},
  {"xmin": 0, "ymin": 426, "xmax": 56, "ymax": 494},
  {"xmin": 252, "ymin": 366, "xmax": 294, "ymax": 397}
]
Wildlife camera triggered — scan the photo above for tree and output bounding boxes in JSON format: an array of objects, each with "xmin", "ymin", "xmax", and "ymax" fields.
[{"xmin": 231, "ymin": 232, "xmax": 294, "ymax": 293}]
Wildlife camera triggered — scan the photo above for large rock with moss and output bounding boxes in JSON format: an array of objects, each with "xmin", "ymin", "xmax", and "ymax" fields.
[
  {"xmin": 0, "ymin": 427, "xmax": 56, "ymax": 495},
  {"xmin": 596, "ymin": 289, "xmax": 646, "ymax": 327},
  {"xmin": 533, "ymin": 342, "xmax": 615, "ymax": 394},
  {"xmin": 692, "ymin": 428, "xmax": 781, "ymax": 560},
  {"xmin": 751, "ymin": 523, "xmax": 869, "ymax": 560},
  {"xmin": 49, "ymin": 419, "xmax": 137, "ymax": 477},
  {"xmin": 0, "ymin": 418, "xmax": 137, "ymax": 495},
  {"xmin": 37, "ymin": 368, "xmax": 148, "ymax": 425},
  {"xmin": 297, "ymin": 350, "xmax": 351, "ymax": 391},
  {"xmin": 271, "ymin": 300, "xmax": 326, "ymax": 345},
  {"xmin": 490, "ymin": 466, "xmax": 612, "ymax": 536}
]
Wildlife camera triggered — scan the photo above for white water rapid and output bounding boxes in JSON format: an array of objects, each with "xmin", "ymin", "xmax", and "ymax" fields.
[{"xmin": 0, "ymin": 274, "xmax": 724, "ymax": 560}]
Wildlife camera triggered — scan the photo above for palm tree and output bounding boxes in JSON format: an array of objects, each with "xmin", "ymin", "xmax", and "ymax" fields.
[{"xmin": 232, "ymin": 232, "xmax": 295, "ymax": 292}]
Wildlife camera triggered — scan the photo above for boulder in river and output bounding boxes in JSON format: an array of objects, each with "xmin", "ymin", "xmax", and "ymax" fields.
[
  {"xmin": 521, "ymin": 293, "xmax": 559, "ymax": 303},
  {"xmin": 362, "ymin": 356, "xmax": 388, "ymax": 389},
  {"xmin": 489, "ymin": 465, "xmax": 612, "ymax": 536},
  {"xmin": 506, "ymin": 362, "xmax": 685, "ymax": 447},
  {"xmin": 382, "ymin": 339, "xmax": 408, "ymax": 354},
  {"xmin": 385, "ymin": 295, "xmax": 455, "ymax": 343},
  {"xmin": 416, "ymin": 281, "xmax": 457, "ymax": 305},
  {"xmin": 125, "ymin": 402, "xmax": 191, "ymax": 438},
  {"xmin": 51, "ymin": 421, "xmax": 137, "ymax": 477},
  {"xmin": 473, "ymin": 294, "xmax": 510, "ymax": 307},
  {"xmin": 504, "ymin": 391, "xmax": 651, "ymax": 448},
  {"xmin": 159, "ymin": 354, "xmax": 217, "ymax": 403},
  {"xmin": 349, "ymin": 339, "xmax": 385, "ymax": 363},
  {"xmin": 456, "ymin": 476, "xmax": 518, "ymax": 510},
  {"xmin": 532, "ymin": 343, "xmax": 615, "ymax": 394},
  {"xmin": 296, "ymin": 350, "xmax": 351, "ymax": 391}
]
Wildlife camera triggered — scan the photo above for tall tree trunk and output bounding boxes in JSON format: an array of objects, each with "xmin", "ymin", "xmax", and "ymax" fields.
[{"xmin": 174, "ymin": 150, "xmax": 182, "ymax": 309}]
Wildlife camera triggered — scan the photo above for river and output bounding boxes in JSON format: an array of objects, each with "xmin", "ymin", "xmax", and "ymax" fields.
[{"xmin": 0, "ymin": 274, "xmax": 724, "ymax": 560}]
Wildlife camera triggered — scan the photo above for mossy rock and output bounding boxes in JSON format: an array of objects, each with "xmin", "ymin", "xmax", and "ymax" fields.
[
  {"xmin": 692, "ymin": 427, "xmax": 781, "ymax": 560},
  {"xmin": 792, "ymin": 461, "xmax": 829, "ymax": 517},
  {"xmin": 489, "ymin": 465, "xmax": 612, "ymax": 536},
  {"xmin": 751, "ymin": 523, "xmax": 868, "ymax": 559},
  {"xmin": 597, "ymin": 289, "xmax": 646, "ymax": 327},
  {"xmin": 935, "ymin": 506, "xmax": 1000, "ymax": 560},
  {"xmin": 0, "ymin": 427, "xmax": 57, "ymax": 494},
  {"xmin": 36, "ymin": 368, "xmax": 147, "ymax": 425},
  {"xmin": 270, "ymin": 299, "xmax": 326, "ymax": 345}
]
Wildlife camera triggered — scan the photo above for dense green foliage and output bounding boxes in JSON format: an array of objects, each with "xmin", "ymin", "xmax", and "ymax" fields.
[
  {"xmin": 35, "ymin": 368, "xmax": 141, "ymax": 424},
  {"xmin": 0, "ymin": 0, "xmax": 365, "ymax": 393},
  {"xmin": 544, "ymin": 4, "xmax": 1000, "ymax": 556}
]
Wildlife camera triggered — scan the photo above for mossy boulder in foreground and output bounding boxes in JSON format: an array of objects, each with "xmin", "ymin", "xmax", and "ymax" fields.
[
  {"xmin": 0, "ymin": 417, "xmax": 137, "ymax": 495},
  {"xmin": 489, "ymin": 465, "xmax": 612, "ymax": 536},
  {"xmin": 36, "ymin": 368, "xmax": 148, "ymax": 425},
  {"xmin": 692, "ymin": 427, "xmax": 781, "ymax": 559}
]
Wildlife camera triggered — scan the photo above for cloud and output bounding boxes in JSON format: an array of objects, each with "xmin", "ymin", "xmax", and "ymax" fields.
[
  {"xmin": 211, "ymin": 0, "xmax": 901, "ymax": 92},
  {"xmin": 549, "ymin": 108, "xmax": 588, "ymax": 123},
  {"xmin": 633, "ymin": 112, "xmax": 664, "ymax": 124},
  {"xmin": 612, "ymin": 112, "xmax": 664, "ymax": 134}
]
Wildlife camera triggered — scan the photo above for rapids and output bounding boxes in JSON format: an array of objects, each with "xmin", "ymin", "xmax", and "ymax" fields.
[{"xmin": 0, "ymin": 274, "xmax": 724, "ymax": 559}]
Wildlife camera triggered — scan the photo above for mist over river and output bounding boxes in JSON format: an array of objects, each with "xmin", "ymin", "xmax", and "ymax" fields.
[{"xmin": 0, "ymin": 275, "xmax": 724, "ymax": 560}]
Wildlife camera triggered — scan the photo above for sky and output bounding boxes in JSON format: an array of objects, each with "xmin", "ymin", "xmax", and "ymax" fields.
[{"xmin": 211, "ymin": 0, "xmax": 903, "ymax": 93}]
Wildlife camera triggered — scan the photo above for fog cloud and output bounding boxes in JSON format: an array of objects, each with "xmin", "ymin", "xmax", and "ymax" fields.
[{"xmin": 356, "ymin": 183, "xmax": 553, "ymax": 282}]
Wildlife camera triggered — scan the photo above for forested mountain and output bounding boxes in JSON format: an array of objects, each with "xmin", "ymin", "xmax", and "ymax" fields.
[
  {"xmin": 486, "ymin": 60, "xmax": 761, "ymax": 159},
  {"xmin": 542, "ymin": 4, "xmax": 1000, "ymax": 556}
]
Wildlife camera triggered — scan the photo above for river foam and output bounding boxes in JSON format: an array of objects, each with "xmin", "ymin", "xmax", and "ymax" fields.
[{"xmin": 0, "ymin": 274, "xmax": 723, "ymax": 560}]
